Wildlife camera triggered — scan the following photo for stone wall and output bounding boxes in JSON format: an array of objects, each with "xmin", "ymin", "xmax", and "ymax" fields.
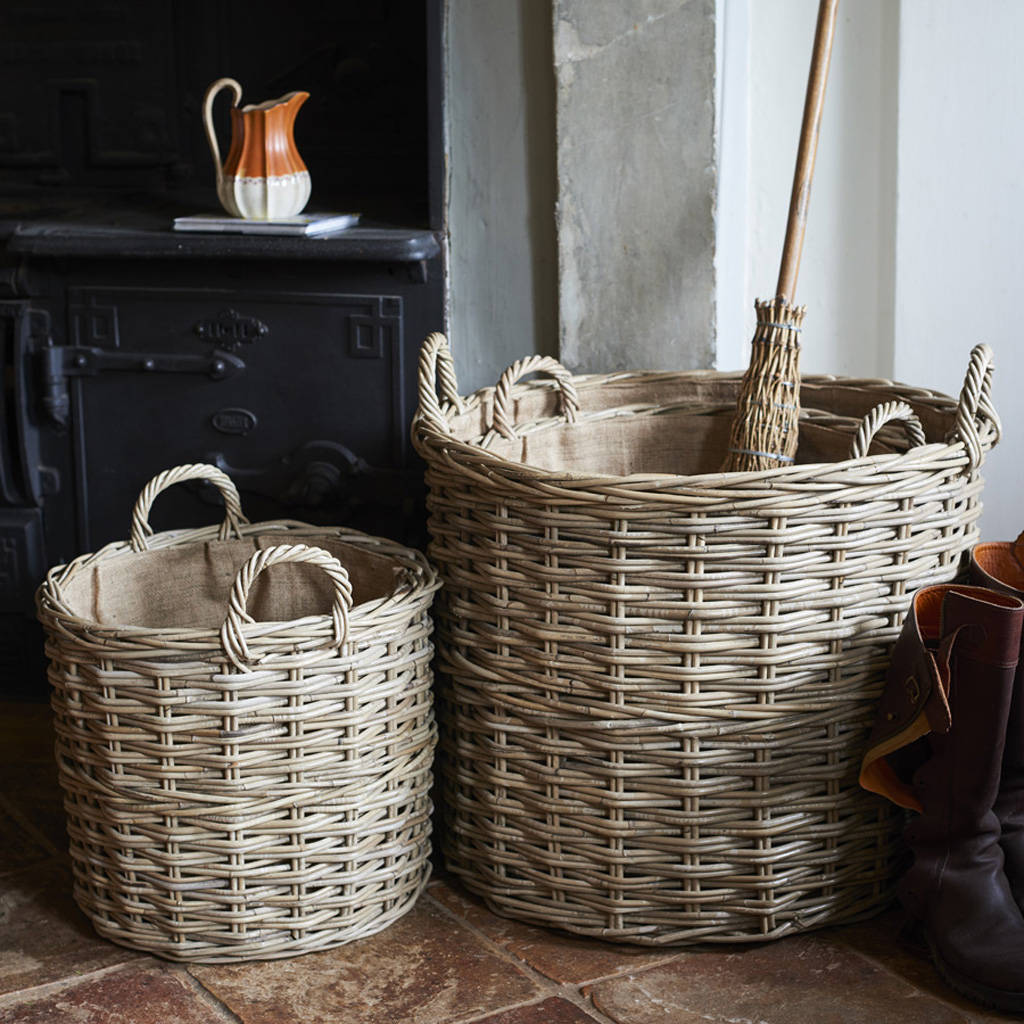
[
  {"xmin": 554, "ymin": 0, "xmax": 717, "ymax": 373},
  {"xmin": 446, "ymin": 0, "xmax": 718, "ymax": 393}
]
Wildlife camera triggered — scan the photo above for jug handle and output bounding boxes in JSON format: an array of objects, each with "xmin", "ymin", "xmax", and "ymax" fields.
[{"xmin": 202, "ymin": 78, "xmax": 243, "ymax": 193}]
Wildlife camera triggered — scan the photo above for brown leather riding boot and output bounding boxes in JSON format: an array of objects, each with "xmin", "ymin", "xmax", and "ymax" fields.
[
  {"xmin": 861, "ymin": 584, "xmax": 1024, "ymax": 1012},
  {"xmin": 970, "ymin": 533, "xmax": 1024, "ymax": 906}
]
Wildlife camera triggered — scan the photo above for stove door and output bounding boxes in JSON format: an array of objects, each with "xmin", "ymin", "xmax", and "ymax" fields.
[{"xmin": 54, "ymin": 285, "xmax": 412, "ymax": 552}]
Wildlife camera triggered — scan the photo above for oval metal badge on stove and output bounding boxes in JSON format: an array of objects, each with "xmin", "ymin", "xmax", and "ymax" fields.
[{"xmin": 211, "ymin": 407, "xmax": 258, "ymax": 436}]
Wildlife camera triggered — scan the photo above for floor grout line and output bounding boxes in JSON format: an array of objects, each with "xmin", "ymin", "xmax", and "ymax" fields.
[
  {"xmin": 422, "ymin": 887, "xmax": 622, "ymax": 1024},
  {"xmin": 0, "ymin": 961, "xmax": 146, "ymax": 1010},
  {"xmin": 825, "ymin": 926, "xmax": 985, "ymax": 1020},
  {"xmin": 1, "ymin": 959, "xmax": 245, "ymax": 1023},
  {"xmin": 457, "ymin": 990, "xmax": 619, "ymax": 1024},
  {"xmin": 422, "ymin": 887, "xmax": 566, "ymax": 988},
  {"xmin": 181, "ymin": 969, "xmax": 247, "ymax": 1024}
]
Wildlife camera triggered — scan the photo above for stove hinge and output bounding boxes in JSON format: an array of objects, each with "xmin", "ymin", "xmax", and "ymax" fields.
[{"xmin": 36, "ymin": 342, "xmax": 246, "ymax": 429}]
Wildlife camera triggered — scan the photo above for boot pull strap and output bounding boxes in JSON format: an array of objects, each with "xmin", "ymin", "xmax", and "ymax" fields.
[
  {"xmin": 859, "ymin": 633, "xmax": 952, "ymax": 811},
  {"xmin": 924, "ymin": 628, "xmax": 966, "ymax": 736},
  {"xmin": 1014, "ymin": 532, "xmax": 1024, "ymax": 573}
]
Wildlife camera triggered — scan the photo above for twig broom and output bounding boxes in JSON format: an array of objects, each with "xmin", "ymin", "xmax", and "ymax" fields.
[{"xmin": 722, "ymin": 0, "xmax": 840, "ymax": 472}]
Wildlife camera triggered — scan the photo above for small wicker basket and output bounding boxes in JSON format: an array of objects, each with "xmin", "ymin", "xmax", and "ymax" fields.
[
  {"xmin": 413, "ymin": 334, "xmax": 999, "ymax": 945},
  {"xmin": 37, "ymin": 464, "xmax": 440, "ymax": 962}
]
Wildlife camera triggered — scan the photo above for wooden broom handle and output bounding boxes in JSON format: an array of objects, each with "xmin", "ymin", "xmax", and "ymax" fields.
[{"xmin": 776, "ymin": 0, "xmax": 840, "ymax": 302}]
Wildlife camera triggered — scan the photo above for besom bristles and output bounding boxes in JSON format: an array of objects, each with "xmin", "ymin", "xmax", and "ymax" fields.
[{"xmin": 722, "ymin": 298, "xmax": 805, "ymax": 472}]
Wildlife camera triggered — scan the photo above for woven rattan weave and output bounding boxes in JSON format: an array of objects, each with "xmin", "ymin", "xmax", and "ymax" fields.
[
  {"xmin": 37, "ymin": 464, "xmax": 440, "ymax": 962},
  {"xmin": 413, "ymin": 334, "xmax": 1000, "ymax": 945}
]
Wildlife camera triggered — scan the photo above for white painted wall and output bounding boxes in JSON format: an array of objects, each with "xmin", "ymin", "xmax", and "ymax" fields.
[
  {"xmin": 718, "ymin": 0, "xmax": 1023, "ymax": 539},
  {"xmin": 892, "ymin": 0, "xmax": 1024, "ymax": 541},
  {"xmin": 716, "ymin": 0, "xmax": 897, "ymax": 378}
]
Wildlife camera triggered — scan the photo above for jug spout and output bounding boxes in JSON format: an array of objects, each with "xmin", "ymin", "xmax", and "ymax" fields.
[
  {"xmin": 281, "ymin": 90, "xmax": 310, "ymax": 119},
  {"xmin": 202, "ymin": 79, "xmax": 312, "ymax": 221}
]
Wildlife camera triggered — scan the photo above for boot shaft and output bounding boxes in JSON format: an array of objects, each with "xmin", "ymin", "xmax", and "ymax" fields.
[
  {"xmin": 924, "ymin": 588, "xmax": 1023, "ymax": 827},
  {"xmin": 970, "ymin": 532, "xmax": 1024, "ymax": 897},
  {"xmin": 970, "ymin": 534, "xmax": 1024, "ymax": 605},
  {"xmin": 860, "ymin": 585, "xmax": 1024, "ymax": 813},
  {"xmin": 970, "ymin": 539, "xmax": 1024, "ymax": 774},
  {"xmin": 969, "ymin": 534, "xmax": 1024, "ymax": 707}
]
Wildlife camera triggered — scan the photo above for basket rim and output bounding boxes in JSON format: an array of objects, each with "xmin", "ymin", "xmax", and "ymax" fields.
[
  {"xmin": 37, "ymin": 518, "xmax": 440, "ymax": 645},
  {"xmin": 413, "ymin": 368, "xmax": 995, "ymax": 492}
]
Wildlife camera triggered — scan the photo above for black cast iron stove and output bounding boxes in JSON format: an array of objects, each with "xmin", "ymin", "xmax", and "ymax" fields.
[{"xmin": 0, "ymin": 1, "xmax": 445, "ymax": 694}]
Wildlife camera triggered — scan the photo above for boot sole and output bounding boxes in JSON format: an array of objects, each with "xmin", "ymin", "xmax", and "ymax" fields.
[{"xmin": 926, "ymin": 934, "xmax": 1024, "ymax": 1014}]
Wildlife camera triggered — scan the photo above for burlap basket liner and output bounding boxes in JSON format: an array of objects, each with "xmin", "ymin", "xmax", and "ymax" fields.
[
  {"xmin": 412, "ymin": 335, "xmax": 998, "ymax": 944},
  {"xmin": 37, "ymin": 464, "xmax": 440, "ymax": 962},
  {"xmin": 60, "ymin": 533, "xmax": 399, "ymax": 631}
]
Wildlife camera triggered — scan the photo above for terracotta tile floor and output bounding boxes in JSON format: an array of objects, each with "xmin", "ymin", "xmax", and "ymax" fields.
[{"xmin": 0, "ymin": 700, "xmax": 1019, "ymax": 1024}]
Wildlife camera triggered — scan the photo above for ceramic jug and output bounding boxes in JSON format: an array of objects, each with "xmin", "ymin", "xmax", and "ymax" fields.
[{"xmin": 203, "ymin": 77, "xmax": 311, "ymax": 220}]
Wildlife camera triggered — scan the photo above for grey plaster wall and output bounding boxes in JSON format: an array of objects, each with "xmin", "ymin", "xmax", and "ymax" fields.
[
  {"xmin": 445, "ymin": 0, "xmax": 718, "ymax": 393},
  {"xmin": 554, "ymin": 0, "xmax": 717, "ymax": 373},
  {"xmin": 445, "ymin": 0, "xmax": 558, "ymax": 396}
]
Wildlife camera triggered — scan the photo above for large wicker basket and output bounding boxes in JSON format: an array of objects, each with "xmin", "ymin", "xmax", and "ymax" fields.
[
  {"xmin": 37, "ymin": 464, "xmax": 440, "ymax": 962},
  {"xmin": 412, "ymin": 334, "xmax": 1000, "ymax": 944}
]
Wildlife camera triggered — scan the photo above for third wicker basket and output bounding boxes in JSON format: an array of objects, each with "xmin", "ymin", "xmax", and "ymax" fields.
[{"xmin": 412, "ymin": 332, "xmax": 999, "ymax": 945}]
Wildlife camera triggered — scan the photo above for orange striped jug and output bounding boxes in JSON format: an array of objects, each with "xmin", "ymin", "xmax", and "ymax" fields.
[{"xmin": 202, "ymin": 77, "xmax": 311, "ymax": 220}]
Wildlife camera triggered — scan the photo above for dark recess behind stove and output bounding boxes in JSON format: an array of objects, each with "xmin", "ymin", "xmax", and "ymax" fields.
[
  {"xmin": 0, "ymin": 0, "xmax": 445, "ymax": 697},
  {"xmin": 0, "ymin": 0, "xmax": 437, "ymax": 224}
]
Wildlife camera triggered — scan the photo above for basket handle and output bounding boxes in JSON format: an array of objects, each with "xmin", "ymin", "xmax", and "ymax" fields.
[
  {"xmin": 220, "ymin": 543, "xmax": 353, "ymax": 671},
  {"xmin": 417, "ymin": 332, "xmax": 465, "ymax": 434},
  {"xmin": 492, "ymin": 355, "xmax": 580, "ymax": 440},
  {"xmin": 130, "ymin": 463, "xmax": 249, "ymax": 552},
  {"xmin": 950, "ymin": 343, "xmax": 1000, "ymax": 472},
  {"xmin": 848, "ymin": 401, "xmax": 927, "ymax": 460}
]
